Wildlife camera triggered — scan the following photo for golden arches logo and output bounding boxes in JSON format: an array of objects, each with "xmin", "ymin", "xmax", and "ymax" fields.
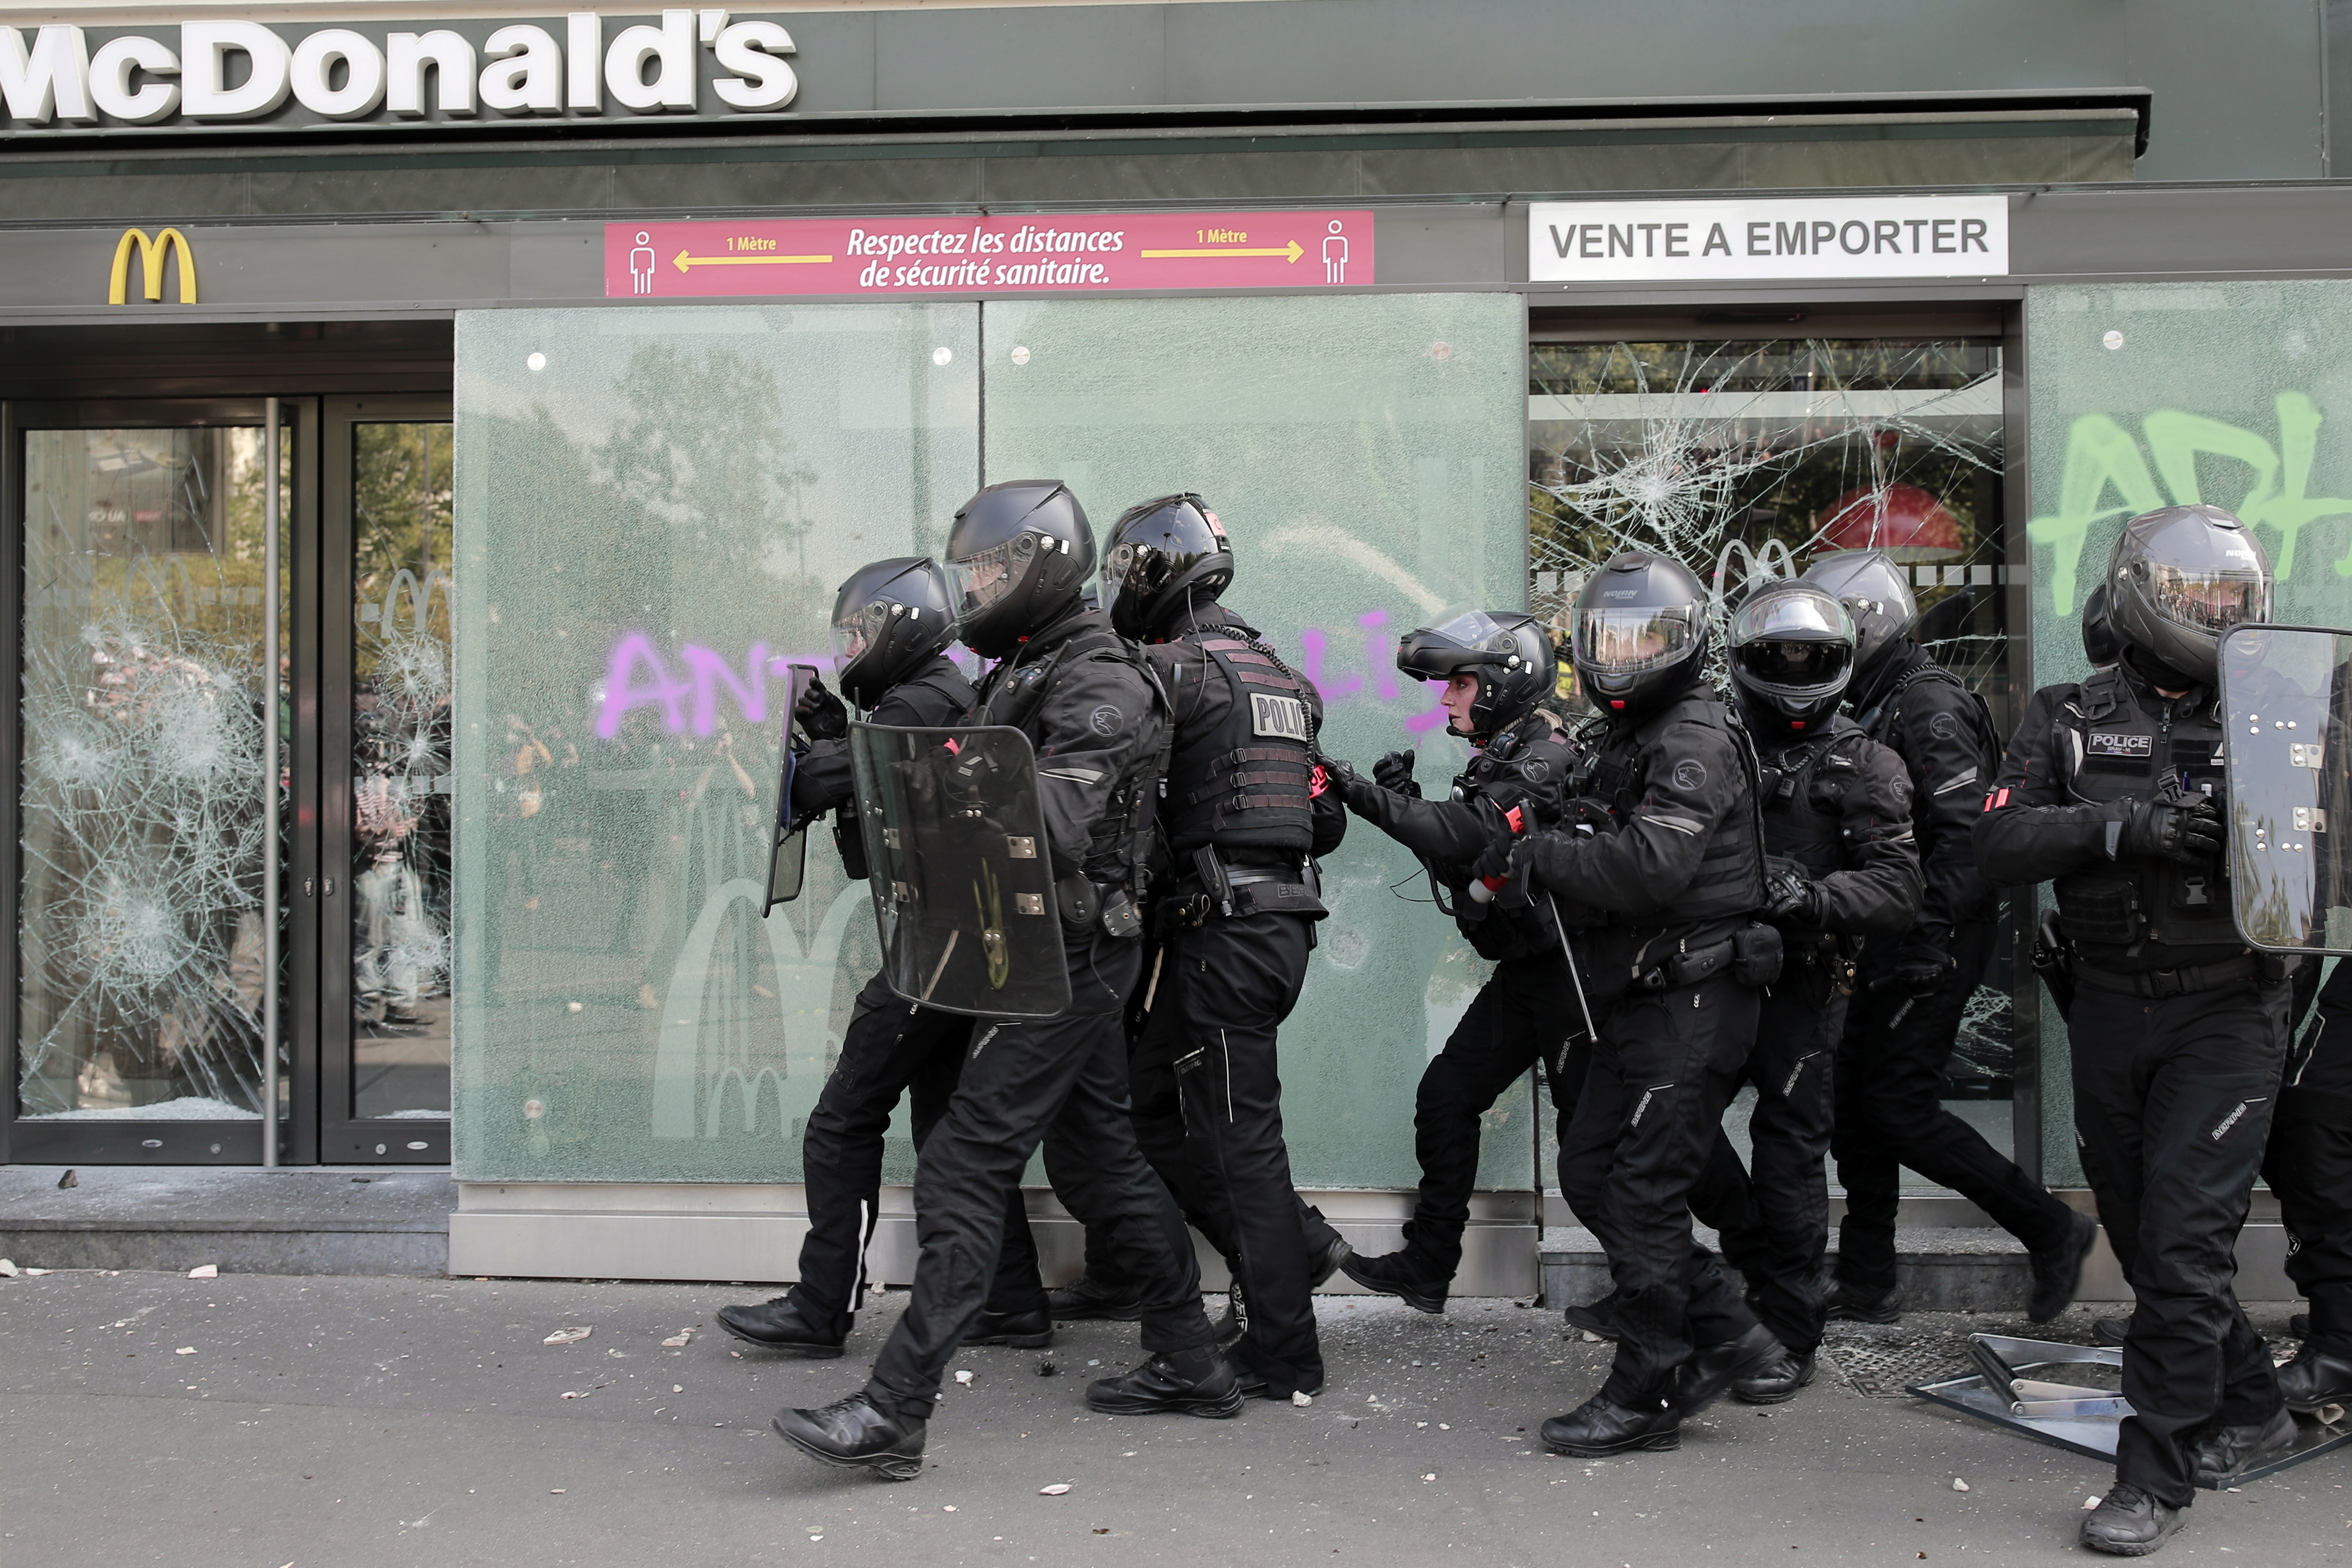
[{"xmin": 108, "ymin": 228, "xmax": 197, "ymax": 305}]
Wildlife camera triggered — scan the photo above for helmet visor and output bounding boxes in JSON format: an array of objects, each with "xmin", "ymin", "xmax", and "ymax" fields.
[
  {"xmin": 945, "ymin": 534, "xmax": 1034, "ymax": 621},
  {"xmin": 1098, "ymin": 539, "xmax": 1144, "ymax": 607},
  {"xmin": 830, "ymin": 598, "xmax": 894, "ymax": 672},
  {"xmin": 1574, "ymin": 605, "xmax": 1701, "ymax": 675},
  {"xmin": 2147, "ymin": 562, "xmax": 2269, "ymax": 636},
  {"xmin": 1736, "ymin": 638, "xmax": 1852, "ymax": 688},
  {"xmin": 1729, "ymin": 585, "xmax": 1851, "ymax": 648},
  {"xmin": 1398, "ymin": 610, "xmax": 1522, "ymax": 680}
]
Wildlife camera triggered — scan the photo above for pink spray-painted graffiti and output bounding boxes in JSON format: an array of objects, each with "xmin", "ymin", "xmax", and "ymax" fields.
[{"xmin": 593, "ymin": 612, "xmax": 1450, "ymax": 740}]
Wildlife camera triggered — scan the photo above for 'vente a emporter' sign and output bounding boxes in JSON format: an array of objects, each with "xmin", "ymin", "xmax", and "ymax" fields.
[{"xmin": 1528, "ymin": 196, "xmax": 2009, "ymax": 282}]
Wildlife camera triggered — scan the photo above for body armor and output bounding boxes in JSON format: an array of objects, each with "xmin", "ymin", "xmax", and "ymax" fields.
[
  {"xmin": 1158, "ymin": 632, "xmax": 1315, "ymax": 855},
  {"xmin": 2048, "ymin": 667, "xmax": 2241, "ymax": 961},
  {"xmin": 1571, "ymin": 693, "xmax": 1767, "ymax": 928},
  {"xmin": 1756, "ymin": 721, "xmax": 1870, "ymax": 879},
  {"xmin": 1443, "ymin": 711, "xmax": 1578, "ymax": 964}
]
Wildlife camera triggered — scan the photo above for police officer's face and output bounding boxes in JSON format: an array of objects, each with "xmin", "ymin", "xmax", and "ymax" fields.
[{"xmin": 1441, "ymin": 672, "xmax": 1480, "ymax": 734}]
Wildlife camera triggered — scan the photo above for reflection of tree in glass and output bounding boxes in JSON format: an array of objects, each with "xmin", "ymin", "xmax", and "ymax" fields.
[{"xmin": 600, "ymin": 344, "xmax": 818, "ymax": 572}]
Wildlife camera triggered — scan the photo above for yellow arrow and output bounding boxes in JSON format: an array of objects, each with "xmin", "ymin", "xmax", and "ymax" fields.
[
  {"xmin": 1139, "ymin": 239, "xmax": 1305, "ymax": 263},
  {"xmin": 672, "ymin": 249, "xmax": 834, "ymax": 273}
]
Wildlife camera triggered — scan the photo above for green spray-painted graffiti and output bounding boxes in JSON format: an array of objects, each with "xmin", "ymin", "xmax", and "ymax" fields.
[{"xmin": 2028, "ymin": 393, "xmax": 2352, "ymax": 612}]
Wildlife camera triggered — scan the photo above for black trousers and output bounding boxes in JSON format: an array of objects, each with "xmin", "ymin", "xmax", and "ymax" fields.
[
  {"xmin": 1398, "ymin": 952, "xmax": 1583, "ymax": 1287},
  {"xmin": 1115, "ymin": 912, "xmax": 1328, "ymax": 1395},
  {"xmin": 2072, "ymin": 975, "xmax": 2290, "ymax": 1507},
  {"xmin": 1689, "ymin": 962, "xmax": 1844, "ymax": 1357},
  {"xmin": 1834, "ymin": 916, "xmax": 2079, "ymax": 1294},
  {"xmin": 867, "ymin": 929, "xmax": 1216, "ymax": 1421},
  {"xmin": 784, "ymin": 970, "xmax": 1044, "ymax": 1336},
  {"xmin": 1562, "ymin": 972, "xmax": 1763, "ymax": 1406},
  {"xmin": 2266, "ymin": 958, "xmax": 2352, "ymax": 1357}
]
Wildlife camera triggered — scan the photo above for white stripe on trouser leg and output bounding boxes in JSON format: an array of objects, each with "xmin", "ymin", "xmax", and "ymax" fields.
[
  {"xmin": 849, "ymin": 1197, "xmax": 872, "ymax": 1311},
  {"xmin": 1224, "ymin": 1029, "xmax": 1234, "ymax": 1123}
]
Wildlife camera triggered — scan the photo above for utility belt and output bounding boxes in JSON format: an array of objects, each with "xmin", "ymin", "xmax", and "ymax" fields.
[
  {"xmin": 1155, "ymin": 846, "xmax": 1327, "ymax": 934},
  {"xmin": 2072, "ymin": 950, "xmax": 2293, "ymax": 1001},
  {"xmin": 1631, "ymin": 921, "xmax": 1783, "ymax": 992}
]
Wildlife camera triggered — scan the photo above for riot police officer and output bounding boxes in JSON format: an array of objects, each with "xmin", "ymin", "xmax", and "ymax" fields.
[
  {"xmin": 1803, "ymin": 549, "xmax": 2097, "ymax": 1326},
  {"xmin": 775, "ymin": 482, "xmax": 1235, "ymax": 1483},
  {"xmin": 1325, "ymin": 609, "xmax": 1584, "ymax": 1316},
  {"xmin": 1061, "ymin": 492, "xmax": 1356, "ymax": 1400},
  {"xmin": 716, "ymin": 559, "xmax": 1051, "ymax": 1358},
  {"xmin": 1976, "ymin": 504, "xmax": 2293, "ymax": 1554},
  {"xmin": 1690, "ymin": 580, "xmax": 1922, "ymax": 1403},
  {"xmin": 1475, "ymin": 551, "xmax": 1777, "ymax": 1457}
]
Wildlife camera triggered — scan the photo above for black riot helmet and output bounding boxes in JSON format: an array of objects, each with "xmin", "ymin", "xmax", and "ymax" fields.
[
  {"xmin": 2104, "ymin": 503, "xmax": 2272, "ymax": 685},
  {"xmin": 1569, "ymin": 551, "xmax": 1712, "ymax": 721},
  {"xmin": 1799, "ymin": 549, "xmax": 1919, "ymax": 678},
  {"xmin": 1727, "ymin": 580, "xmax": 1857, "ymax": 740},
  {"xmin": 1395, "ymin": 609, "xmax": 1554, "ymax": 744},
  {"xmin": 2079, "ymin": 583, "xmax": 2121, "ymax": 668},
  {"xmin": 943, "ymin": 480, "xmax": 1097, "ymax": 659},
  {"xmin": 829, "ymin": 556, "xmax": 958, "ymax": 709},
  {"xmin": 1100, "ymin": 492, "xmax": 1234, "ymax": 639}
]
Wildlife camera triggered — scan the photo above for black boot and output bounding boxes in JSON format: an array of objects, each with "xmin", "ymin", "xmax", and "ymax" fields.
[
  {"xmin": 716, "ymin": 1296, "xmax": 846, "ymax": 1356},
  {"xmin": 772, "ymin": 1393, "xmax": 926, "ymax": 1481},
  {"xmin": 1086, "ymin": 1344, "xmax": 1243, "ymax": 1418},
  {"xmin": 1539, "ymin": 1393, "xmax": 1679, "ymax": 1456},
  {"xmin": 1562, "ymin": 1291, "xmax": 1625, "ymax": 1343},
  {"xmin": 1338, "ymin": 1250, "xmax": 1447, "ymax": 1314},
  {"xmin": 1306, "ymin": 1226, "xmax": 1355, "ymax": 1289},
  {"xmin": 2190, "ymin": 1406, "xmax": 2297, "ymax": 1485},
  {"xmin": 2277, "ymin": 1344, "xmax": 2352, "ymax": 1412},
  {"xmin": 1676, "ymin": 1323, "xmax": 1782, "ymax": 1417},
  {"xmin": 1732, "ymin": 1347, "xmax": 1816, "ymax": 1406},
  {"xmin": 1824, "ymin": 1281, "xmax": 1903, "ymax": 1324},
  {"xmin": 963, "ymin": 1306, "xmax": 1054, "ymax": 1349},
  {"xmin": 1046, "ymin": 1274, "xmax": 1144, "ymax": 1323},
  {"xmin": 2029, "ymin": 1210, "xmax": 2101, "ymax": 1323},
  {"xmin": 2079, "ymin": 1483, "xmax": 2184, "ymax": 1556}
]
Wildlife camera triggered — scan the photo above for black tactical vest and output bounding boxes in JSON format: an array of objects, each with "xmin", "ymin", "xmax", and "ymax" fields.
[
  {"xmin": 1161, "ymin": 632, "xmax": 1315, "ymax": 855},
  {"xmin": 1572, "ymin": 693, "xmax": 1767, "ymax": 926},
  {"xmin": 1756, "ymin": 719, "xmax": 1869, "ymax": 879},
  {"xmin": 1444, "ymin": 711, "xmax": 1579, "ymax": 964},
  {"xmin": 973, "ymin": 621, "xmax": 1170, "ymax": 891},
  {"xmin": 2050, "ymin": 667, "xmax": 2240, "ymax": 956}
]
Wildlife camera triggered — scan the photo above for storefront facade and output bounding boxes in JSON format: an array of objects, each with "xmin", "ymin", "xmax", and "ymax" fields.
[{"xmin": 4, "ymin": 0, "xmax": 2349, "ymax": 1292}]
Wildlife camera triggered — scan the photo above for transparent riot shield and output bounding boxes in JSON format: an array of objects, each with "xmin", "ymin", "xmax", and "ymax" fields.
[
  {"xmin": 848, "ymin": 722, "xmax": 1070, "ymax": 1018},
  {"xmin": 762, "ymin": 665, "xmax": 816, "ymax": 912},
  {"xmin": 2220, "ymin": 624, "xmax": 2352, "ymax": 955}
]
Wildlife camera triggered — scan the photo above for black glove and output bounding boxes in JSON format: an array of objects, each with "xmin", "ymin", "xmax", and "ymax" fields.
[
  {"xmin": 1468, "ymin": 830, "xmax": 1517, "ymax": 886},
  {"xmin": 1763, "ymin": 861, "xmax": 1821, "ymax": 926},
  {"xmin": 1372, "ymin": 749, "xmax": 1421, "ymax": 798},
  {"xmin": 2121, "ymin": 792, "xmax": 2223, "ymax": 866},
  {"xmin": 794, "ymin": 676, "xmax": 849, "ymax": 741}
]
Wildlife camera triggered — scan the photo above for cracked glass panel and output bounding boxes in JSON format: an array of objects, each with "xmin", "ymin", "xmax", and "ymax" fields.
[
  {"xmin": 1527, "ymin": 337, "xmax": 2017, "ymax": 1164},
  {"xmin": 18, "ymin": 426, "xmax": 284, "ymax": 1122},
  {"xmin": 352, "ymin": 422, "xmax": 454, "ymax": 1120}
]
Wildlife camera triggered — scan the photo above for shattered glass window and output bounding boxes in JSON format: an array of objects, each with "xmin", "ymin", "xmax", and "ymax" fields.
[
  {"xmin": 1527, "ymin": 336, "xmax": 2019, "ymax": 1119},
  {"xmin": 17, "ymin": 427, "xmax": 283, "ymax": 1121}
]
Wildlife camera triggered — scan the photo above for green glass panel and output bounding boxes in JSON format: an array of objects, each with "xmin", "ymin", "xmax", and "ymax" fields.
[
  {"xmin": 452, "ymin": 305, "xmax": 979, "ymax": 1181},
  {"xmin": 982, "ymin": 293, "xmax": 1529, "ymax": 1190},
  {"xmin": 2026, "ymin": 281, "xmax": 2352, "ymax": 1182}
]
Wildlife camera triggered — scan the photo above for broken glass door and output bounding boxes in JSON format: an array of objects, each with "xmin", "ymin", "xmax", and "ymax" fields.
[
  {"xmin": 320, "ymin": 403, "xmax": 454, "ymax": 1162},
  {"xmin": 13, "ymin": 415, "xmax": 288, "ymax": 1162}
]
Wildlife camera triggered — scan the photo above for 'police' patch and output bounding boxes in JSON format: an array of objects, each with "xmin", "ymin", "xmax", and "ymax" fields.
[
  {"xmin": 1929, "ymin": 712, "xmax": 1958, "ymax": 740},
  {"xmin": 2086, "ymin": 731, "xmax": 2153, "ymax": 758},
  {"xmin": 1089, "ymin": 704, "xmax": 1123, "ymax": 736},
  {"xmin": 1671, "ymin": 758, "xmax": 1708, "ymax": 791},
  {"xmin": 1249, "ymin": 692, "xmax": 1308, "ymax": 742}
]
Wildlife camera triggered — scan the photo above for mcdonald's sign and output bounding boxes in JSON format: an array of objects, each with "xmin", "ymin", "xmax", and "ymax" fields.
[{"xmin": 108, "ymin": 227, "xmax": 197, "ymax": 304}]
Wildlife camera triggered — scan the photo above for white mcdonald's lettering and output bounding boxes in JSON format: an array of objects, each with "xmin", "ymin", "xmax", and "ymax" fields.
[{"xmin": 0, "ymin": 12, "xmax": 799, "ymax": 128}]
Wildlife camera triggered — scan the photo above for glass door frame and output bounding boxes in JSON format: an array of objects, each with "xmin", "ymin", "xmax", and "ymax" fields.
[
  {"xmin": 319, "ymin": 397, "xmax": 453, "ymax": 1165},
  {"xmin": 0, "ymin": 396, "xmax": 322, "ymax": 1166}
]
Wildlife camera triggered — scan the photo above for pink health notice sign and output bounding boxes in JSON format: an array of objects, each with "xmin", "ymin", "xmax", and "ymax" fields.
[{"xmin": 605, "ymin": 211, "xmax": 1375, "ymax": 298}]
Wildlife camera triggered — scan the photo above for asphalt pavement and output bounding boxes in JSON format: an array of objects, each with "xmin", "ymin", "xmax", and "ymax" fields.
[{"xmin": 3, "ymin": 1267, "xmax": 2347, "ymax": 1566}]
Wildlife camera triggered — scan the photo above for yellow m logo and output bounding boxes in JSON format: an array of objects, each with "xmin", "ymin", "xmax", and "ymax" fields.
[{"xmin": 108, "ymin": 228, "xmax": 197, "ymax": 305}]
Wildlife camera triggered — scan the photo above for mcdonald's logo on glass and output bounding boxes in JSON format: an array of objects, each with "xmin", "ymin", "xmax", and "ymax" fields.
[{"xmin": 108, "ymin": 227, "xmax": 196, "ymax": 304}]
